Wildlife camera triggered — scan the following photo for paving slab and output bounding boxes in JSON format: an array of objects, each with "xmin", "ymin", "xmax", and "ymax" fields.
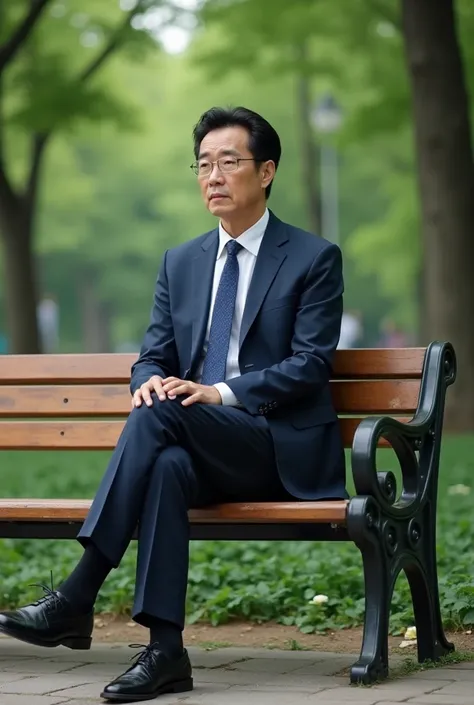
[
  {"xmin": 0, "ymin": 640, "xmax": 471, "ymax": 704},
  {"xmin": 409, "ymin": 666, "xmax": 474, "ymax": 681},
  {"xmin": 0, "ymin": 697, "xmax": 67, "ymax": 705},
  {"xmin": 423, "ymin": 680, "xmax": 473, "ymax": 695},
  {"xmin": 406, "ymin": 696, "xmax": 474, "ymax": 705}
]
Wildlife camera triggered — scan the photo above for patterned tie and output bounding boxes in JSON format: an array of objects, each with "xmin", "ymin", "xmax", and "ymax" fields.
[{"xmin": 201, "ymin": 240, "xmax": 242, "ymax": 385}]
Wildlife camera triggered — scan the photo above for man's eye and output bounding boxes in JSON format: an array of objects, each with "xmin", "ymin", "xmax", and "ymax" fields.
[{"xmin": 199, "ymin": 162, "xmax": 210, "ymax": 170}]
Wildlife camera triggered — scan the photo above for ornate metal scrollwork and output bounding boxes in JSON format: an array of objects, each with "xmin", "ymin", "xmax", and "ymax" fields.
[
  {"xmin": 377, "ymin": 471, "xmax": 397, "ymax": 505},
  {"xmin": 346, "ymin": 342, "xmax": 456, "ymax": 685}
]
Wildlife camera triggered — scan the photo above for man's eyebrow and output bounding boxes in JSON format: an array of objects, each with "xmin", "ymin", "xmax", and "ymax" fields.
[{"xmin": 198, "ymin": 148, "xmax": 241, "ymax": 159}]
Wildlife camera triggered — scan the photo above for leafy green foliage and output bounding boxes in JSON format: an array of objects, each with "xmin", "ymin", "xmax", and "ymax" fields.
[
  {"xmin": 195, "ymin": 0, "xmax": 474, "ymax": 335},
  {"xmin": 3, "ymin": 1, "xmax": 157, "ymax": 139},
  {"xmin": 2, "ymin": 0, "xmax": 453, "ymax": 346},
  {"xmin": 0, "ymin": 436, "xmax": 473, "ymax": 635}
]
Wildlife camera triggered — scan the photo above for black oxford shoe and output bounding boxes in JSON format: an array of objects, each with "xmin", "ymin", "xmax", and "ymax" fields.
[
  {"xmin": 0, "ymin": 584, "xmax": 93, "ymax": 649},
  {"xmin": 101, "ymin": 644, "xmax": 193, "ymax": 702}
]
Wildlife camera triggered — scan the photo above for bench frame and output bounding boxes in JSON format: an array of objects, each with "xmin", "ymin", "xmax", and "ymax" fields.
[
  {"xmin": 347, "ymin": 341, "xmax": 456, "ymax": 682},
  {"xmin": 0, "ymin": 342, "xmax": 456, "ymax": 684}
]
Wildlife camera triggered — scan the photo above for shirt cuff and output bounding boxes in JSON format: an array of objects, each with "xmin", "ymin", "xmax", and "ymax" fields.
[{"xmin": 214, "ymin": 383, "xmax": 240, "ymax": 407}]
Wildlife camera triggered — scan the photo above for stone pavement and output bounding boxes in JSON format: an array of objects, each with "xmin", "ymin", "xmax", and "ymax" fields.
[{"xmin": 0, "ymin": 639, "xmax": 472, "ymax": 705}]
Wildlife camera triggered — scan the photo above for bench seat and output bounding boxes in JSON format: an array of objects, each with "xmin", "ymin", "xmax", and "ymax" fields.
[{"xmin": 0, "ymin": 499, "xmax": 348, "ymax": 523}]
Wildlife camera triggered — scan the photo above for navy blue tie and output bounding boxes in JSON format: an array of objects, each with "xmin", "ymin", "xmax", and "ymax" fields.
[{"xmin": 201, "ymin": 240, "xmax": 242, "ymax": 385}]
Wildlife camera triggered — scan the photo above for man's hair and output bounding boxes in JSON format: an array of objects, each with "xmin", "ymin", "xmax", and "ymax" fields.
[{"xmin": 192, "ymin": 106, "xmax": 281, "ymax": 198}]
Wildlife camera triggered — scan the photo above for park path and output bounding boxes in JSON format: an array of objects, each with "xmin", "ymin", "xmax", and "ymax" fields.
[{"xmin": 0, "ymin": 639, "xmax": 472, "ymax": 704}]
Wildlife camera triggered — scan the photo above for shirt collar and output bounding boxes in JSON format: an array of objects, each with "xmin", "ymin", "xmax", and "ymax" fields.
[{"xmin": 217, "ymin": 208, "xmax": 269, "ymax": 259}]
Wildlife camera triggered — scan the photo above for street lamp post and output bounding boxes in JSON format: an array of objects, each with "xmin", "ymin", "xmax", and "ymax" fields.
[{"xmin": 311, "ymin": 95, "xmax": 343, "ymax": 247}]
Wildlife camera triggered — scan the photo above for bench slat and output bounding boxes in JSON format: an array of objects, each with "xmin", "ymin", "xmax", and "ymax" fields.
[
  {"xmin": 334, "ymin": 348, "xmax": 424, "ymax": 378},
  {"xmin": 0, "ymin": 349, "xmax": 425, "ymax": 384},
  {"xmin": 0, "ymin": 385, "xmax": 130, "ymax": 417},
  {"xmin": 331, "ymin": 380, "xmax": 419, "ymax": 413},
  {"xmin": 0, "ymin": 380, "xmax": 420, "ymax": 417},
  {"xmin": 0, "ymin": 498, "xmax": 348, "ymax": 524},
  {"xmin": 0, "ymin": 418, "xmax": 409, "ymax": 450},
  {"xmin": 0, "ymin": 354, "xmax": 137, "ymax": 385}
]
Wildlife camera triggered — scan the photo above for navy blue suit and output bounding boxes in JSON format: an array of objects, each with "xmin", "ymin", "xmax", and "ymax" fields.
[{"xmin": 78, "ymin": 211, "xmax": 346, "ymax": 629}]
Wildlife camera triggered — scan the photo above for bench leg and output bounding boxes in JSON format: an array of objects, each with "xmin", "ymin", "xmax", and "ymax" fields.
[
  {"xmin": 404, "ymin": 502, "xmax": 454, "ymax": 664},
  {"xmin": 348, "ymin": 494, "xmax": 453, "ymax": 685},
  {"xmin": 347, "ymin": 497, "xmax": 395, "ymax": 684}
]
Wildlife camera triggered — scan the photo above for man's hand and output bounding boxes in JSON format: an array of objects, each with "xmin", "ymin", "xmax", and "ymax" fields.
[
  {"xmin": 132, "ymin": 375, "xmax": 222, "ymax": 408},
  {"xmin": 162, "ymin": 377, "xmax": 222, "ymax": 406},
  {"xmin": 132, "ymin": 375, "xmax": 167, "ymax": 408}
]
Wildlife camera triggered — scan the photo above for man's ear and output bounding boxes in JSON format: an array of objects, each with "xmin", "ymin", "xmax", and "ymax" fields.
[{"xmin": 261, "ymin": 160, "xmax": 276, "ymax": 189}]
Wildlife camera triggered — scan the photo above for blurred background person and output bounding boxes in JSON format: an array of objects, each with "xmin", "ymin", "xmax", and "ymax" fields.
[{"xmin": 37, "ymin": 294, "xmax": 60, "ymax": 353}]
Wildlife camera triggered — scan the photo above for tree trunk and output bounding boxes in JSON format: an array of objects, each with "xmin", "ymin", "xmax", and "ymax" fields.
[
  {"xmin": 295, "ymin": 42, "xmax": 321, "ymax": 234},
  {"xmin": 0, "ymin": 129, "xmax": 49, "ymax": 353},
  {"xmin": 0, "ymin": 207, "xmax": 41, "ymax": 353},
  {"xmin": 401, "ymin": 0, "xmax": 474, "ymax": 431},
  {"xmin": 78, "ymin": 272, "xmax": 113, "ymax": 353},
  {"xmin": 296, "ymin": 74, "xmax": 321, "ymax": 234}
]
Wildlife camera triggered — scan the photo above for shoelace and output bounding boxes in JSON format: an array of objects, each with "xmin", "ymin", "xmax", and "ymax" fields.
[
  {"xmin": 128, "ymin": 643, "xmax": 160, "ymax": 667},
  {"xmin": 28, "ymin": 571, "xmax": 60, "ymax": 609}
]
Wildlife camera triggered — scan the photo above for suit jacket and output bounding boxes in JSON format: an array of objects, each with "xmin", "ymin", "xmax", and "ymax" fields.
[{"xmin": 131, "ymin": 211, "xmax": 346, "ymax": 500}]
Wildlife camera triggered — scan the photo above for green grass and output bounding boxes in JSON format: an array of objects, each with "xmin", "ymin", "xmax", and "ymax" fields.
[
  {"xmin": 386, "ymin": 650, "xmax": 474, "ymax": 681},
  {"xmin": 0, "ymin": 435, "xmax": 473, "ymax": 635}
]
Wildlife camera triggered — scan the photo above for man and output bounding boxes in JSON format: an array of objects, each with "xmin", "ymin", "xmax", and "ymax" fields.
[{"xmin": 0, "ymin": 107, "xmax": 346, "ymax": 702}]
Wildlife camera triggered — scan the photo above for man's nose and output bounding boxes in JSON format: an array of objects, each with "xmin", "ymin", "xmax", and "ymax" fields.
[{"xmin": 208, "ymin": 163, "xmax": 224, "ymax": 184}]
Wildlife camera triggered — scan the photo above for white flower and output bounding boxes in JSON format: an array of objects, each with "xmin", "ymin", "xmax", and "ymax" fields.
[
  {"xmin": 447, "ymin": 484, "xmax": 471, "ymax": 496},
  {"xmin": 404, "ymin": 626, "xmax": 417, "ymax": 640},
  {"xmin": 309, "ymin": 594, "xmax": 329, "ymax": 605}
]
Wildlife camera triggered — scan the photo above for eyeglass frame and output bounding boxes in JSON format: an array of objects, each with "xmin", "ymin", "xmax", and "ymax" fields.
[{"xmin": 190, "ymin": 157, "xmax": 262, "ymax": 177}]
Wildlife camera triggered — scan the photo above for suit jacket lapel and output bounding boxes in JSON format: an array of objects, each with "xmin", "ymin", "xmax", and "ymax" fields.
[
  {"xmin": 190, "ymin": 229, "xmax": 218, "ymax": 371},
  {"xmin": 239, "ymin": 213, "xmax": 289, "ymax": 348}
]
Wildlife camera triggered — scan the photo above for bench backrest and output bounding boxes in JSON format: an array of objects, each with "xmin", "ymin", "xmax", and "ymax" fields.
[{"xmin": 0, "ymin": 349, "xmax": 425, "ymax": 451}]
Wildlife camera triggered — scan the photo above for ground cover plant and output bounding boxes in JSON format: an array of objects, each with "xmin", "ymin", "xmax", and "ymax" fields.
[{"xmin": 0, "ymin": 436, "xmax": 473, "ymax": 635}]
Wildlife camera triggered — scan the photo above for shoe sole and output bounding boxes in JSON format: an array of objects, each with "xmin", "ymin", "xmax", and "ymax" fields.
[
  {"xmin": 0, "ymin": 624, "xmax": 91, "ymax": 650},
  {"xmin": 100, "ymin": 677, "xmax": 193, "ymax": 702}
]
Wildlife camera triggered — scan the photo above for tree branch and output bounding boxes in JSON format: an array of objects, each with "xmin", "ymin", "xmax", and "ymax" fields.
[
  {"xmin": 0, "ymin": 161, "xmax": 15, "ymax": 201},
  {"xmin": 78, "ymin": 1, "xmax": 148, "ymax": 84},
  {"xmin": 0, "ymin": 159, "xmax": 20, "ymax": 233},
  {"xmin": 0, "ymin": 74, "xmax": 4, "ymax": 163},
  {"xmin": 20, "ymin": 2, "xmax": 149, "ymax": 210},
  {"xmin": 0, "ymin": 0, "xmax": 52, "ymax": 75},
  {"xmin": 23, "ymin": 131, "xmax": 50, "ymax": 212}
]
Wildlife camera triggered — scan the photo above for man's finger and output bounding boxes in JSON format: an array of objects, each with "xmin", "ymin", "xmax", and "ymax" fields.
[
  {"xmin": 141, "ymin": 386, "xmax": 153, "ymax": 407},
  {"xmin": 181, "ymin": 392, "xmax": 200, "ymax": 406},
  {"xmin": 167, "ymin": 383, "xmax": 191, "ymax": 399},
  {"xmin": 162, "ymin": 378, "xmax": 184, "ymax": 392},
  {"xmin": 162, "ymin": 377, "xmax": 179, "ymax": 386},
  {"xmin": 163, "ymin": 381, "xmax": 187, "ymax": 395},
  {"xmin": 133, "ymin": 390, "xmax": 142, "ymax": 408},
  {"xmin": 152, "ymin": 379, "xmax": 166, "ymax": 402}
]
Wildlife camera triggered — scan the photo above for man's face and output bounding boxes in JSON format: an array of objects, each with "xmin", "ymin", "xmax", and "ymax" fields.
[{"xmin": 196, "ymin": 126, "xmax": 274, "ymax": 218}]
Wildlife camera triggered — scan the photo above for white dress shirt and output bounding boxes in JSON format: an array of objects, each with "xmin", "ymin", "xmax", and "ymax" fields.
[{"xmin": 195, "ymin": 208, "xmax": 269, "ymax": 406}]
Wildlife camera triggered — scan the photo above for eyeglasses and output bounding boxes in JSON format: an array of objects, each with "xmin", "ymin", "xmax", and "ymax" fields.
[{"xmin": 190, "ymin": 157, "xmax": 258, "ymax": 177}]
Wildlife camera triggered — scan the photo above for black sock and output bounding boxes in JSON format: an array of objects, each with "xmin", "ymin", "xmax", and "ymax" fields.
[
  {"xmin": 59, "ymin": 543, "xmax": 114, "ymax": 613},
  {"xmin": 149, "ymin": 618, "xmax": 183, "ymax": 659}
]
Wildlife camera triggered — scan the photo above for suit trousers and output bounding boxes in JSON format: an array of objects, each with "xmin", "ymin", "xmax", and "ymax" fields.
[{"xmin": 77, "ymin": 396, "xmax": 289, "ymax": 629}]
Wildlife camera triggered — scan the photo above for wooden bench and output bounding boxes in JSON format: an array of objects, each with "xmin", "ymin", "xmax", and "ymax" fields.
[{"xmin": 0, "ymin": 342, "xmax": 456, "ymax": 684}]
